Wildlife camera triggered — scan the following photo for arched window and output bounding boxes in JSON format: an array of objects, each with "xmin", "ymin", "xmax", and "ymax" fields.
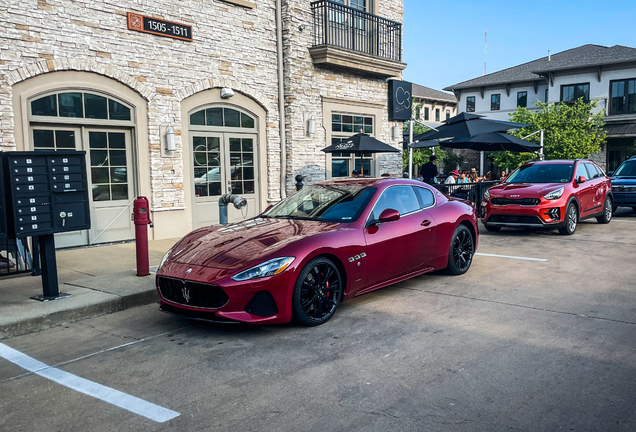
[
  {"xmin": 30, "ymin": 92, "xmax": 131, "ymax": 121},
  {"xmin": 189, "ymin": 106, "xmax": 254, "ymax": 129}
]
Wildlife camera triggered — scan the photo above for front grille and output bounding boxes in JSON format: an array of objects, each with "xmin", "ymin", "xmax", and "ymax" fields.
[
  {"xmin": 157, "ymin": 276, "xmax": 229, "ymax": 309},
  {"xmin": 491, "ymin": 197, "xmax": 541, "ymax": 206},
  {"xmin": 487, "ymin": 215, "xmax": 543, "ymax": 224},
  {"xmin": 612, "ymin": 185, "xmax": 636, "ymax": 193}
]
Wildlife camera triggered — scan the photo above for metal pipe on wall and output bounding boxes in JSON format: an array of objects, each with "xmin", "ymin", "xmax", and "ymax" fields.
[{"xmin": 276, "ymin": 0, "xmax": 286, "ymax": 200}]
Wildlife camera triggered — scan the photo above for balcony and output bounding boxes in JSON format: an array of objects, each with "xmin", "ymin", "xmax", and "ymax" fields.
[{"xmin": 310, "ymin": 0, "xmax": 406, "ymax": 77}]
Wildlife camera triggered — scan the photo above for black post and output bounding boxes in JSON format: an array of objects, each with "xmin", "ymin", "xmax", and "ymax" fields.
[
  {"xmin": 31, "ymin": 234, "xmax": 70, "ymax": 301},
  {"xmin": 31, "ymin": 235, "xmax": 41, "ymax": 276},
  {"xmin": 295, "ymin": 175, "xmax": 304, "ymax": 191}
]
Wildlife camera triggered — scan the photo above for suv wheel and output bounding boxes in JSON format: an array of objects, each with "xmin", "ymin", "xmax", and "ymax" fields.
[
  {"xmin": 596, "ymin": 196, "xmax": 612, "ymax": 224},
  {"xmin": 558, "ymin": 203, "xmax": 578, "ymax": 235}
]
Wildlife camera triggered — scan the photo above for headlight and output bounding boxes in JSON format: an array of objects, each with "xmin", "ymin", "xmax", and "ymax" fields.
[
  {"xmin": 483, "ymin": 189, "xmax": 491, "ymax": 200},
  {"xmin": 544, "ymin": 187, "xmax": 564, "ymax": 200},
  {"xmin": 232, "ymin": 257, "xmax": 295, "ymax": 281},
  {"xmin": 159, "ymin": 248, "xmax": 173, "ymax": 269}
]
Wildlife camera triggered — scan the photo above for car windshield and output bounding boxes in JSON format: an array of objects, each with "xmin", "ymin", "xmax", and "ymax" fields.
[
  {"xmin": 263, "ymin": 184, "xmax": 376, "ymax": 223},
  {"xmin": 505, "ymin": 163, "xmax": 574, "ymax": 184},
  {"xmin": 614, "ymin": 160, "xmax": 636, "ymax": 176}
]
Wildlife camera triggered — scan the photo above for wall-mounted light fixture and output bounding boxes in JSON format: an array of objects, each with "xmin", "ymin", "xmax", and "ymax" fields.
[
  {"xmin": 307, "ymin": 115, "xmax": 316, "ymax": 136},
  {"xmin": 392, "ymin": 124, "xmax": 401, "ymax": 141},
  {"xmin": 165, "ymin": 126, "xmax": 176, "ymax": 152}
]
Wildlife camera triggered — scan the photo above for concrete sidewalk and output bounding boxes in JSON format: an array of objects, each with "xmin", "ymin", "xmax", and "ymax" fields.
[{"xmin": 0, "ymin": 238, "xmax": 178, "ymax": 340}]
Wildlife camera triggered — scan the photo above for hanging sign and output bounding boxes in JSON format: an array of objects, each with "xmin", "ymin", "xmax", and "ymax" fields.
[
  {"xmin": 388, "ymin": 80, "xmax": 412, "ymax": 121},
  {"xmin": 127, "ymin": 12, "xmax": 193, "ymax": 42}
]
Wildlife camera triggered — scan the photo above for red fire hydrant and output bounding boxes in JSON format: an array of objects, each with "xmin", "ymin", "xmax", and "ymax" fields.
[{"xmin": 133, "ymin": 197, "xmax": 152, "ymax": 277}]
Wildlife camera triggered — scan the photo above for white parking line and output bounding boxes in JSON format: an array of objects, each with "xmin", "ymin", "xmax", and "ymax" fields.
[
  {"xmin": 475, "ymin": 253, "xmax": 548, "ymax": 262},
  {"xmin": 0, "ymin": 343, "xmax": 180, "ymax": 423}
]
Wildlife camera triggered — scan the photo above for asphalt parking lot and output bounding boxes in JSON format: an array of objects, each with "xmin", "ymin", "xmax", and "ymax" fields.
[{"xmin": 1, "ymin": 209, "xmax": 635, "ymax": 432}]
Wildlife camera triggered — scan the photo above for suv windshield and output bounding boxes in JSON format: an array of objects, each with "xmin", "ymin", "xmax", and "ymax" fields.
[
  {"xmin": 505, "ymin": 163, "xmax": 574, "ymax": 184},
  {"xmin": 614, "ymin": 160, "xmax": 636, "ymax": 176},
  {"xmin": 263, "ymin": 185, "xmax": 376, "ymax": 223}
]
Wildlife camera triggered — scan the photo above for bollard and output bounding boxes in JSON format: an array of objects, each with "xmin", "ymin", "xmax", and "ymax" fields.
[
  {"xmin": 133, "ymin": 196, "xmax": 152, "ymax": 277},
  {"xmin": 295, "ymin": 174, "xmax": 304, "ymax": 191}
]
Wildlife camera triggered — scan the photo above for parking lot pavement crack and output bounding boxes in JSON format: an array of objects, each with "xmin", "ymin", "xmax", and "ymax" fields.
[
  {"xmin": 58, "ymin": 267, "xmax": 96, "ymax": 277},
  {"xmin": 395, "ymin": 287, "xmax": 636, "ymax": 327}
]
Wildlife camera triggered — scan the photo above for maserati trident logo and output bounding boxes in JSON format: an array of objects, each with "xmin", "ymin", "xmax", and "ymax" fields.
[
  {"xmin": 185, "ymin": 268, "xmax": 193, "ymax": 275},
  {"xmin": 181, "ymin": 283, "xmax": 191, "ymax": 303}
]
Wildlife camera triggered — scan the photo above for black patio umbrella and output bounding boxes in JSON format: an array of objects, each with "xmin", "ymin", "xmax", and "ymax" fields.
[
  {"xmin": 408, "ymin": 139, "xmax": 440, "ymax": 149},
  {"xmin": 322, "ymin": 133, "xmax": 399, "ymax": 176},
  {"xmin": 441, "ymin": 132, "xmax": 541, "ymax": 152},
  {"xmin": 414, "ymin": 112, "xmax": 530, "ymax": 142}
]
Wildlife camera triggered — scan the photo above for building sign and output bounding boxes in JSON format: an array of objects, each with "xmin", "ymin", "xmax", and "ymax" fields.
[
  {"xmin": 388, "ymin": 80, "xmax": 412, "ymax": 121},
  {"xmin": 127, "ymin": 12, "xmax": 193, "ymax": 42}
]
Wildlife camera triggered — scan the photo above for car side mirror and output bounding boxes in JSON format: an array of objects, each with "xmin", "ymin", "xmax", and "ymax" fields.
[
  {"xmin": 378, "ymin": 208, "xmax": 400, "ymax": 223},
  {"xmin": 576, "ymin": 176, "xmax": 587, "ymax": 184},
  {"xmin": 607, "ymin": 171, "xmax": 614, "ymax": 176}
]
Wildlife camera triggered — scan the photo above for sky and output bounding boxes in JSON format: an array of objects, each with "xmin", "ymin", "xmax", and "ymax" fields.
[{"xmin": 403, "ymin": 0, "xmax": 636, "ymax": 92}]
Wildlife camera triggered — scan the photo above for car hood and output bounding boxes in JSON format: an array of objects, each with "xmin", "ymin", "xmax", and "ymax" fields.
[
  {"xmin": 611, "ymin": 177, "xmax": 636, "ymax": 185},
  {"xmin": 489, "ymin": 182, "xmax": 565, "ymax": 198},
  {"xmin": 168, "ymin": 218, "xmax": 345, "ymax": 270}
]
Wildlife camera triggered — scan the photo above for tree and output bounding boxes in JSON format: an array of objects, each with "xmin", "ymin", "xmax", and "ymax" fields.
[{"xmin": 490, "ymin": 99, "xmax": 607, "ymax": 171}]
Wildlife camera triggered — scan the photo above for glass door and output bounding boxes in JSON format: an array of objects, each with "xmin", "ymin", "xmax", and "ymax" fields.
[
  {"xmin": 85, "ymin": 129, "xmax": 135, "ymax": 244},
  {"xmin": 191, "ymin": 133, "xmax": 259, "ymax": 228}
]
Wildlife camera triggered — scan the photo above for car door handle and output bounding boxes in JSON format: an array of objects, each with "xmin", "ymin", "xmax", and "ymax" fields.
[{"xmin": 421, "ymin": 220, "xmax": 431, "ymax": 227}]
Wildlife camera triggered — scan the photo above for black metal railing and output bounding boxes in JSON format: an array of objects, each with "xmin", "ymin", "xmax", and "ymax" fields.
[
  {"xmin": 432, "ymin": 181, "xmax": 500, "ymax": 209},
  {"xmin": 0, "ymin": 236, "xmax": 38, "ymax": 278},
  {"xmin": 311, "ymin": 0, "xmax": 402, "ymax": 62}
]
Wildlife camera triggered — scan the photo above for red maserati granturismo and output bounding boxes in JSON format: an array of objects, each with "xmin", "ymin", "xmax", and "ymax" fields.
[{"xmin": 156, "ymin": 178, "xmax": 479, "ymax": 326}]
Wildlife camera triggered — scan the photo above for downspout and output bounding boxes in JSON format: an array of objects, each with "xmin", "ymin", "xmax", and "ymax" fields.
[{"xmin": 276, "ymin": 0, "xmax": 287, "ymax": 200}]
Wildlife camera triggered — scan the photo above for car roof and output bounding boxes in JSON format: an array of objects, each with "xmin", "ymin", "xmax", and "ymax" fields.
[{"xmin": 316, "ymin": 177, "xmax": 426, "ymax": 188}]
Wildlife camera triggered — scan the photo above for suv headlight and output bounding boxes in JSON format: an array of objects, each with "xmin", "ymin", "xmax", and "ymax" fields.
[
  {"xmin": 544, "ymin": 187, "xmax": 564, "ymax": 200},
  {"xmin": 483, "ymin": 189, "xmax": 491, "ymax": 200},
  {"xmin": 232, "ymin": 257, "xmax": 295, "ymax": 281}
]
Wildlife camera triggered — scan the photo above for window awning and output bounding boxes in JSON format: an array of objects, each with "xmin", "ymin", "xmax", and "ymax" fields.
[{"xmin": 604, "ymin": 122, "xmax": 636, "ymax": 137}]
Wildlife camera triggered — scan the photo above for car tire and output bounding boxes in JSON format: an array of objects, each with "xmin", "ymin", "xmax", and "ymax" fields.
[
  {"xmin": 596, "ymin": 196, "xmax": 612, "ymax": 224},
  {"xmin": 483, "ymin": 223, "xmax": 501, "ymax": 232},
  {"xmin": 558, "ymin": 203, "xmax": 578, "ymax": 235},
  {"xmin": 445, "ymin": 225, "xmax": 475, "ymax": 275},
  {"xmin": 292, "ymin": 257, "xmax": 342, "ymax": 327}
]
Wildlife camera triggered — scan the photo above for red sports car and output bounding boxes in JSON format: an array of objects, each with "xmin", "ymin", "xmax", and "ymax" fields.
[
  {"xmin": 481, "ymin": 159, "xmax": 613, "ymax": 235},
  {"xmin": 156, "ymin": 178, "xmax": 478, "ymax": 326}
]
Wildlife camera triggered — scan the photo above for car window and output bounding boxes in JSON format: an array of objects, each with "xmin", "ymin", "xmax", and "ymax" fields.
[
  {"xmin": 575, "ymin": 163, "xmax": 590, "ymax": 180},
  {"xmin": 585, "ymin": 163, "xmax": 601, "ymax": 179},
  {"xmin": 506, "ymin": 163, "xmax": 574, "ymax": 183},
  {"xmin": 614, "ymin": 160, "xmax": 636, "ymax": 176},
  {"xmin": 370, "ymin": 186, "xmax": 419, "ymax": 221},
  {"xmin": 413, "ymin": 186, "xmax": 435, "ymax": 209}
]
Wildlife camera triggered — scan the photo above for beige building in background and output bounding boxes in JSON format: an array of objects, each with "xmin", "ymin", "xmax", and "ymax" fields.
[
  {"xmin": 0, "ymin": 0, "xmax": 406, "ymax": 247},
  {"xmin": 412, "ymin": 84, "xmax": 457, "ymax": 125}
]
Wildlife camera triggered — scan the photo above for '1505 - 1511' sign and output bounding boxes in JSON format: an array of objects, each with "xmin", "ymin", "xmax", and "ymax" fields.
[{"xmin": 127, "ymin": 12, "xmax": 192, "ymax": 42}]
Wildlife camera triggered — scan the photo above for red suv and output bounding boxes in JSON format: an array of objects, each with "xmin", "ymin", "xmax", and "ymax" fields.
[{"xmin": 481, "ymin": 160, "xmax": 613, "ymax": 235}]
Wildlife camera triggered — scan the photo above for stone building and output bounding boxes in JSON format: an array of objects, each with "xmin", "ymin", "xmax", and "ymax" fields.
[{"xmin": 0, "ymin": 0, "xmax": 406, "ymax": 247}]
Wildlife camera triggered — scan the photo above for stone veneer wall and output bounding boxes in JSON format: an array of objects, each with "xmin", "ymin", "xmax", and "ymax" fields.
[
  {"xmin": 282, "ymin": 0, "xmax": 405, "ymax": 189},
  {"xmin": 0, "ymin": 0, "xmax": 282, "ymax": 210}
]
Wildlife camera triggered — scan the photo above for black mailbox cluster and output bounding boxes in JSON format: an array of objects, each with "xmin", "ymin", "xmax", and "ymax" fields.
[{"xmin": 1, "ymin": 151, "xmax": 91, "ymax": 238}]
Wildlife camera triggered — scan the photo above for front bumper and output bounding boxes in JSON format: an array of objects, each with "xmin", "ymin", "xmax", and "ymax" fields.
[
  {"xmin": 613, "ymin": 192, "xmax": 636, "ymax": 206},
  {"xmin": 156, "ymin": 261, "xmax": 296, "ymax": 324},
  {"xmin": 481, "ymin": 198, "xmax": 567, "ymax": 229}
]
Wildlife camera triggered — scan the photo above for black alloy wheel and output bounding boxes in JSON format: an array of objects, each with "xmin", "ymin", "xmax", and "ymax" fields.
[
  {"xmin": 559, "ymin": 203, "xmax": 578, "ymax": 235},
  {"xmin": 292, "ymin": 257, "xmax": 342, "ymax": 326},
  {"xmin": 596, "ymin": 196, "xmax": 612, "ymax": 224},
  {"xmin": 446, "ymin": 225, "xmax": 475, "ymax": 275}
]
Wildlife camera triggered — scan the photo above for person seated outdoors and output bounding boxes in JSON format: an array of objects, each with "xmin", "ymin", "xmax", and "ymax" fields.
[
  {"xmin": 469, "ymin": 168, "xmax": 479, "ymax": 183},
  {"xmin": 479, "ymin": 171, "xmax": 492, "ymax": 182},
  {"xmin": 445, "ymin": 170, "xmax": 460, "ymax": 184},
  {"xmin": 458, "ymin": 171, "xmax": 468, "ymax": 184},
  {"xmin": 499, "ymin": 170, "xmax": 508, "ymax": 182}
]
